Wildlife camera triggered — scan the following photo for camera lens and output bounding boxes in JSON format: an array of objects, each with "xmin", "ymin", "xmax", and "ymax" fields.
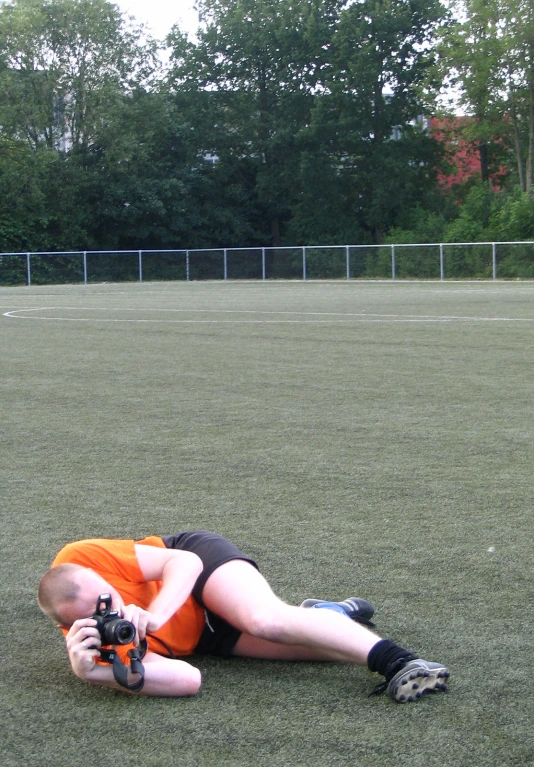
[
  {"xmin": 115, "ymin": 621, "xmax": 136, "ymax": 644},
  {"xmin": 102, "ymin": 617, "xmax": 136, "ymax": 645}
]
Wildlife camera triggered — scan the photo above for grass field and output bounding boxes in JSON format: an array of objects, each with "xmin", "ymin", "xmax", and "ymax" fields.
[{"xmin": 1, "ymin": 280, "xmax": 533, "ymax": 767}]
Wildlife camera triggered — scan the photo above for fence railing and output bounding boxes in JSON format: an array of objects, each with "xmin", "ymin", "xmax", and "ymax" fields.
[{"xmin": 1, "ymin": 242, "xmax": 534, "ymax": 286}]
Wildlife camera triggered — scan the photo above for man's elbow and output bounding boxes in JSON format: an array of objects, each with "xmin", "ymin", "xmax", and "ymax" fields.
[
  {"xmin": 168, "ymin": 550, "xmax": 204, "ymax": 579},
  {"xmin": 174, "ymin": 665, "xmax": 202, "ymax": 696}
]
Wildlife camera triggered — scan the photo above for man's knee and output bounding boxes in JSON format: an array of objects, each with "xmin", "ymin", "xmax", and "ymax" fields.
[{"xmin": 245, "ymin": 604, "xmax": 290, "ymax": 642}]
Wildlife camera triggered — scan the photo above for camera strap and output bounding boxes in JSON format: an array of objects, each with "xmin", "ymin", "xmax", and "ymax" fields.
[{"xmin": 99, "ymin": 638, "xmax": 148, "ymax": 692}]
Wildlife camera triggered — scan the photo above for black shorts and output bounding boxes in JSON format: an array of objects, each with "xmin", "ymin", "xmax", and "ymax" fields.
[{"xmin": 161, "ymin": 530, "xmax": 259, "ymax": 657}]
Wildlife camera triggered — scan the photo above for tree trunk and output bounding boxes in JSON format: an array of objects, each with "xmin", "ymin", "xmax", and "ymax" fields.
[
  {"xmin": 526, "ymin": 79, "xmax": 534, "ymax": 197},
  {"xmin": 510, "ymin": 98, "xmax": 526, "ymax": 192},
  {"xmin": 271, "ymin": 216, "xmax": 281, "ymax": 247},
  {"xmin": 478, "ymin": 143, "xmax": 490, "ymax": 183}
]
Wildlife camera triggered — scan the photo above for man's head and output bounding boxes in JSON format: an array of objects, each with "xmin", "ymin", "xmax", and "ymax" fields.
[{"xmin": 38, "ymin": 564, "xmax": 123, "ymax": 626}]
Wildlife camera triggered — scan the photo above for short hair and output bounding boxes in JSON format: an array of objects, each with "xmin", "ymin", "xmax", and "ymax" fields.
[{"xmin": 38, "ymin": 564, "xmax": 83, "ymax": 624}]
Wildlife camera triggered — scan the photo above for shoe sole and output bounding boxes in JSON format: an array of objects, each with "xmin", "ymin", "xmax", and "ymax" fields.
[{"xmin": 389, "ymin": 663, "xmax": 450, "ymax": 703}]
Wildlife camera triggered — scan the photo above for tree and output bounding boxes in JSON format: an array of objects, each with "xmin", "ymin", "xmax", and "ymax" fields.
[
  {"xmin": 167, "ymin": 0, "xmax": 341, "ymax": 245},
  {"xmin": 440, "ymin": 0, "xmax": 534, "ymax": 194},
  {"xmin": 0, "ymin": 0, "xmax": 202, "ymax": 253},
  {"xmin": 0, "ymin": 0, "xmax": 159, "ymax": 151},
  {"xmin": 502, "ymin": 0, "xmax": 534, "ymax": 194},
  {"xmin": 308, "ymin": 0, "xmax": 446, "ymax": 242},
  {"xmin": 167, "ymin": 0, "xmax": 446, "ymax": 246},
  {"xmin": 0, "ymin": 136, "xmax": 57, "ymax": 251},
  {"xmin": 438, "ymin": 0, "xmax": 508, "ymax": 182}
]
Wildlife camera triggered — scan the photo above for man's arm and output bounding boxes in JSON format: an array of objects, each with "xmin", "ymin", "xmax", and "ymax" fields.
[
  {"xmin": 133, "ymin": 544, "xmax": 204, "ymax": 632},
  {"xmin": 85, "ymin": 653, "xmax": 202, "ymax": 696},
  {"xmin": 65, "ymin": 618, "xmax": 201, "ymax": 696},
  {"xmin": 115, "ymin": 546, "xmax": 204, "ymax": 640}
]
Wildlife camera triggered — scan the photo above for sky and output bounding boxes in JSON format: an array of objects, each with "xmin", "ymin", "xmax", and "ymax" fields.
[{"xmin": 115, "ymin": 0, "xmax": 200, "ymax": 40}]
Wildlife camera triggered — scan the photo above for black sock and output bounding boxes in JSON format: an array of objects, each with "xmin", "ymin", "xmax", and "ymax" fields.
[{"xmin": 367, "ymin": 639, "xmax": 417, "ymax": 678}]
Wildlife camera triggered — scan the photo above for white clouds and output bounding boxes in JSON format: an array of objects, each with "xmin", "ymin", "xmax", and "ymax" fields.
[{"xmin": 116, "ymin": 0, "xmax": 199, "ymax": 39}]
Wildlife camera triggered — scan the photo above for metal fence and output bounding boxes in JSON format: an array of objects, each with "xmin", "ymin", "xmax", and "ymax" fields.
[{"xmin": 1, "ymin": 242, "xmax": 534, "ymax": 286}]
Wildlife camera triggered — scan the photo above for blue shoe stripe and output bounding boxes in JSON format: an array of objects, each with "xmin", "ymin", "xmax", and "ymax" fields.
[{"xmin": 310, "ymin": 602, "xmax": 350, "ymax": 617}]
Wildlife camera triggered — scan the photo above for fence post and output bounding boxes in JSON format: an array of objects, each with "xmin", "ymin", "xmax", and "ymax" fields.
[
  {"xmin": 262, "ymin": 248, "xmax": 266, "ymax": 280},
  {"xmin": 391, "ymin": 245, "xmax": 396, "ymax": 281},
  {"xmin": 492, "ymin": 243, "xmax": 497, "ymax": 280},
  {"xmin": 223, "ymin": 248, "xmax": 228, "ymax": 280},
  {"xmin": 186, "ymin": 250, "xmax": 190, "ymax": 281},
  {"xmin": 440, "ymin": 243, "xmax": 444, "ymax": 281},
  {"xmin": 346, "ymin": 245, "xmax": 350, "ymax": 280},
  {"xmin": 138, "ymin": 250, "xmax": 143, "ymax": 283},
  {"xmin": 302, "ymin": 246, "xmax": 307, "ymax": 280},
  {"xmin": 83, "ymin": 252, "xmax": 87, "ymax": 284},
  {"xmin": 26, "ymin": 253, "xmax": 31, "ymax": 286}
]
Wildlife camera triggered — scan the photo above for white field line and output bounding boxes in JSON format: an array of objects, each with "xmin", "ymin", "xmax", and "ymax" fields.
[{"xmin": 3, "ymin": 307, "xmax": 534, "ymax": 323}]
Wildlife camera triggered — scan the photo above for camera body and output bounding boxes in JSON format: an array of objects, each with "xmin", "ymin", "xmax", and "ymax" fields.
[{"xmin": 92, "ymin": 594, "xmax": 136, "ymax": 646}]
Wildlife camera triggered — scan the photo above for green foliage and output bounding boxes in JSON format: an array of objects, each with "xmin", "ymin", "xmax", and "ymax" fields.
[
  {"xmin": 167, "ymin": 0, "xmax": 340, "ymax": 244},
  {"xmin": 167, "ymin": 0, "xmax": 446, "ymax": 246},
  {"xmin": 312, "ymin": 0, "xmax": 445, "ymax": 241},
  {"xmin": 0, "ymin": 0, "xmax": 159, "ymax": 150},
  {"xmin": 386, "ymin": 207, "xmax": 450, "ymax": 245},
  {"xmin": 490, "ymin": 187, "xmax": 534, "ymax": 241},
  {"xmin": 442, "ymin": 182, "xmax": 534, "ymax": 244},
  {"xmin": 389, "ymin": 181, "xmax": 534, "ymax": 277},
  {"xmin": 440, "ymin": 0, "xmax": 534, "ymax": 191},
  {"xmin": 0, "ymin": 137, "xmax": 57, "ymax": 251},
  {"xmin": 443, "ymin": 182, "xmax": 497, "ymax": 242}
]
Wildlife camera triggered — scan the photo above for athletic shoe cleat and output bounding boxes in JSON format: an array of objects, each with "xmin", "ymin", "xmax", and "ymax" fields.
[
  {"xmin": 300, "ymin": 597, "xmax": 375, "ymax": 627},
  {"xmin": 387, "ymin": 659, "xmax": 450, "ymax": 703}
]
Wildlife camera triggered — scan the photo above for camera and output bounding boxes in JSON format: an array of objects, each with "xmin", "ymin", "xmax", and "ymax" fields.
[{"xmin": 92, "ymin": 594, "xmax": 136, "ymax": 645}]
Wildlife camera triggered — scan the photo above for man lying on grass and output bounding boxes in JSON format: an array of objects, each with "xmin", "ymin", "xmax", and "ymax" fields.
[{"xmin": 38, "ymin": 530, "xmax": 449, "ymax": 702}]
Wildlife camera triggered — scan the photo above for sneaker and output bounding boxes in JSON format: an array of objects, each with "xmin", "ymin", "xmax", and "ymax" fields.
[
  {"xmin": 387, "ymin": 658, "xmax": 450, "ymax": 702},
  {"xmin": 300, "ymin": 597, "xmax": 375, "ymax": 626}
]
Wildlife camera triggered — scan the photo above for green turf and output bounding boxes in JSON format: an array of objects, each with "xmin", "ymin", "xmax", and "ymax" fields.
[{"xmin": 1, "ymin": 280, "xmax": 533, "ymax": 767}]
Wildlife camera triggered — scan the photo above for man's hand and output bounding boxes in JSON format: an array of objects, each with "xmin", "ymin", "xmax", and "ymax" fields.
[
  {"xmin": 64, "ymin": 618, "xmax": 101, "ymax": 679},
  {"xmin": 120, "ymin": 603, "xmax": 162, "ymax": 642}
]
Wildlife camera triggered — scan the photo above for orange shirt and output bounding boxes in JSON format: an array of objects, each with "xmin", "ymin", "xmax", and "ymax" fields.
[{"xmin": 52, "ymin": 536, "xmax": 206, "ymax": 659}]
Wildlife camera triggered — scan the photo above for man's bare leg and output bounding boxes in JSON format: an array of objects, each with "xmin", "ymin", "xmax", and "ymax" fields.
[
  {"xmin": 201, "ymin": 559, "xmax": 450, "ymax": 701},
  {"xmin": 201, "ymin": 559, "xmax": 380, "ymax": 664},
  {"xmin": 230, "ymin": 632, "xmax": 364, "ymax": 661}
]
